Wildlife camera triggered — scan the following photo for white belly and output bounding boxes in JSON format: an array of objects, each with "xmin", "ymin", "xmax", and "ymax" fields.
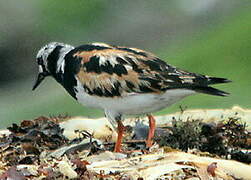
[{"xmin": 75, "ymin": 81, "xmax": 195, "ymax": 115}]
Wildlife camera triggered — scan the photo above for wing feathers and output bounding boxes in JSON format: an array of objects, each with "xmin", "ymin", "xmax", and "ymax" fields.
[
  {"xmin": 207, "ymin": 77, "xmax": 232, "ymax": 85},
  {"xmin": 70, "ymin": 43, "xmax": 230, "ymax": 97},
  {"xmin": 190, "ymin": 86, "xmax": 230, "ymax": 96}
]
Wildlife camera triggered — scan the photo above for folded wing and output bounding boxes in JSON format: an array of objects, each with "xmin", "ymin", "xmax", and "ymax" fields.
[{"xmin": 68, "ymin": 43, "xmax": 230, "ymax": 97}]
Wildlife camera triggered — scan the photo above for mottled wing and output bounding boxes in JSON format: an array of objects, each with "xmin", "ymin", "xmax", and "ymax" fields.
[{"xmin": 68, "ymin": 43, "xmax": 229, "ymax": 97}]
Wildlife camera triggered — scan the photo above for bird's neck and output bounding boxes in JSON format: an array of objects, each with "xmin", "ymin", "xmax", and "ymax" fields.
[
  {"xmin": 56, "ymin": 45, "xmax": 74, "ymax": 74},
  {"xmin": 47, "ymin": 45, "xmax": 74, "ymax": 82}
]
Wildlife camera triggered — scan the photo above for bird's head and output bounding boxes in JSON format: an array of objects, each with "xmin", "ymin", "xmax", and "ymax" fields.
[{"xmin": 32, "ymin": 42, "xmax": 73, "ymax": 90}]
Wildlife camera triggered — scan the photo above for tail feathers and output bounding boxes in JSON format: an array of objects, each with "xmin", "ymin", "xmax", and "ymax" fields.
[
  {"xmin": 207, "ymin": 77, "xmax": 232, "ymax": 85},
  {"xmin": 193, "ymin": 86, "xmax": 230, "ymax": 96}
]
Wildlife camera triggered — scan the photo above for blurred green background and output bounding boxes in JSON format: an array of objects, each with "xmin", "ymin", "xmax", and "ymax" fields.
[{"xmin": 0, "ymin": 0, "xmax": 250, "ymax": 128}]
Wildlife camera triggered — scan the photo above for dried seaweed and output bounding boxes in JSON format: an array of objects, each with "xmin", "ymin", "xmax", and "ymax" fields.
[
  {"xmin": 0, "ymin": 111, "xmax": 250, "ymax": 179},
  {"xmin": 0, "ymin": 117, "xmax": 68, "ymax": 166},
  {"xmin": 156, "ymin": 118, "xmax": 202, "ymax": 151},
  {"xmin": 155, "ymin": 116, "xmax": 251, "ymax": 164}
]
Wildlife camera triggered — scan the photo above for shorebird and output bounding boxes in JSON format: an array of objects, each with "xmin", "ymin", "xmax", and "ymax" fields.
[{"xmin": 33, "ymin": 42, "xmax": 230, "ymax": 152}]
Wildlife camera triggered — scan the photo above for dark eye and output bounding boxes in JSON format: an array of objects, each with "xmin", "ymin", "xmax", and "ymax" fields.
[{"xmin": 37, "ymin": 57, "xmax": 43, "ymax": 65}]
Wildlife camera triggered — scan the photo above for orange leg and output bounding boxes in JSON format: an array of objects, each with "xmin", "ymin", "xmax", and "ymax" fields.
[
  {"xmin": 114, "ymin": 120, "xmax": 124, "ymax": 152},
  {"xmin": 146, "ymin": 114, "xmax": 156, "ymax": 148}
]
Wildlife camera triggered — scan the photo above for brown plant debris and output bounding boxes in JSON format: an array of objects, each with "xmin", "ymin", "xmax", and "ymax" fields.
[
  {"xmin": 155, "ymin": 117, "xmax": 251, "ymax": 164},
  {"xmin": 1, "ymin": 117, "xmax": 68, "ymax": 166},
  {"xmin": 0, "ymin": 110, "xmax": 250, "ymax": 179}
]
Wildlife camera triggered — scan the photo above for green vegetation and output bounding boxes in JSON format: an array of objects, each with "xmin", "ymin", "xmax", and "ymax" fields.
[{"xmin": 158, "ymin": 8, "xmax": 251, "ymax": 114}]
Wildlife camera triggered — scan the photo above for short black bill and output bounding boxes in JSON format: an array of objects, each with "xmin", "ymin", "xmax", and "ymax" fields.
[{"xmin": 32, "ymin": 73, "xmax": 45, "ymax": 90}]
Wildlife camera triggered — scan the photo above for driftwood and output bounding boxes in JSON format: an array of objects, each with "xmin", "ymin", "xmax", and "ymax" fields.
[
  {"xmin": 61, "ymin": 106, "xmax": 251, "ymax": 140},
  {"xmin": 86, "ymin": 151, "xmax": 251, "ymax": 179}
]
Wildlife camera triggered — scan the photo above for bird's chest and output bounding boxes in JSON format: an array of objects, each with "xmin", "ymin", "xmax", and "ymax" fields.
[
  {"xmin": 76, "ymin": 91, "xmax": 103, "ymax": 108},
  {"xmin": 73, "ymin": 80, "xmax": 106, "ymax": 108}
]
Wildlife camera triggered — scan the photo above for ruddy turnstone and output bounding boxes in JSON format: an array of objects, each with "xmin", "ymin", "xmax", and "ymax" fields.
[{"xmin": 33, "ymin": 42, "xmax": 230, "ymax": 152}]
